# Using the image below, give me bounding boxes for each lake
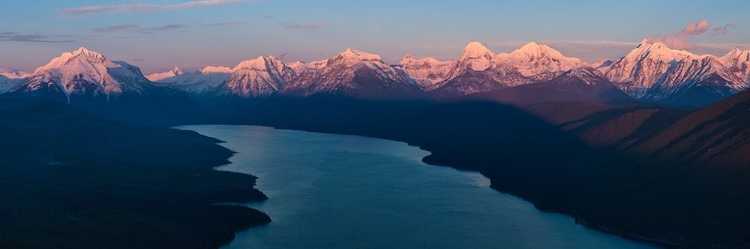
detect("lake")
[182,125,657,249]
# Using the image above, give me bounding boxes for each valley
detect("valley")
[2,40,750,248]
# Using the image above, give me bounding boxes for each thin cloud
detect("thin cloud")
[644,20,735,50]
[711,23,736,35]
[92,24,139,33]
[148,24,187,31]
[59,0,252,16]
[132,58,144,62]
[206,21,247,27]
[282,23,333,30]
[272,52,288,59]
[91,24,187,34]
[0,31,76,43]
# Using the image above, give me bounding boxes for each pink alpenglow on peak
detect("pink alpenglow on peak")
[335,48,382,62]
[201,66,233,74]
[457,42,496,71]
[13,47,150,103]
[499,42,585,78]
[217,55,298,97]
[0,67,30,79]
[398,55,453,90]
[600,41,748,101]
[34,47,110,74]
[146,67,184,82]
[719,48,750,81]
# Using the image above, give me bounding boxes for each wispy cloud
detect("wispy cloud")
[132,58,144,62]
[91,24,187,34]
[282,23,333,30]
[59,0,252,16]
[147,24,187,32]
[272,52,288,59]
[92,24,139,33]
[644,20,736,50]
[0,31,76,43]
[206,21,247,27]
[710,23,736,35]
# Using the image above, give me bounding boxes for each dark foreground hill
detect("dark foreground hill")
[0,97,269,249]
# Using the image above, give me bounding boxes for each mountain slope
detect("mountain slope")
[214,56,297,97]
[600,42,748,108]
[719,48,750,83]
[11,47,152,103]
[150,66,232,93]
[6,48,202,124]
[498,41,585,81]
[430,42,586,97]
[146,67,184,82]
[395,55,453,91]
[430,42,528,97]
[281,48,421,99]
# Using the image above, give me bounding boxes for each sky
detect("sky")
[2,0,750,74]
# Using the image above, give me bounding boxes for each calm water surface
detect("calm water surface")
[182,125,657,249]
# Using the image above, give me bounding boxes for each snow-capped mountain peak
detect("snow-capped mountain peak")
[170,67,184,75]
[336,48,382,62]
[0,67,29,79]
[216,55,297,97]
[14,47,150,103]
[509,42,571,61]
[459,42,494,60]
[719,48,750,82]
[34,47,110,74]
[457,42,496,71]
[397,55,453,90]
[600,40,748,105]
[233,56,271,70]
[499,42,584,79]
[201,66,232,74]
[146,67,184,82]
[720,48,750,65]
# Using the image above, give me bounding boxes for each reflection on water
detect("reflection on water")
[182,125,657,249]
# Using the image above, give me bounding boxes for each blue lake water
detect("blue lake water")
[182,125,657,249]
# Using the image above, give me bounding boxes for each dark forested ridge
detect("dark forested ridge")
[0,97,269,249]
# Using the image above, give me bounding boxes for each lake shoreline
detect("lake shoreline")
[190,124,659,249]
[231,124,671,248]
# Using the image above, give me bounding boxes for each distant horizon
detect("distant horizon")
[2,1,749,74]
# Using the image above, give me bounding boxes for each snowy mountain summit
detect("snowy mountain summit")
[599,41,748,106]
[12,47,151,103]
[280,48,419,99]
[457,42,497,72]
[146,67,184,82]
[215,56,298,97]
[500,42,585,80]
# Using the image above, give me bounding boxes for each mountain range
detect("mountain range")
[149,40,749,107]
[2,42,749,109]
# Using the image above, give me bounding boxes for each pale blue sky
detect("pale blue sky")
[1,0,749,74]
